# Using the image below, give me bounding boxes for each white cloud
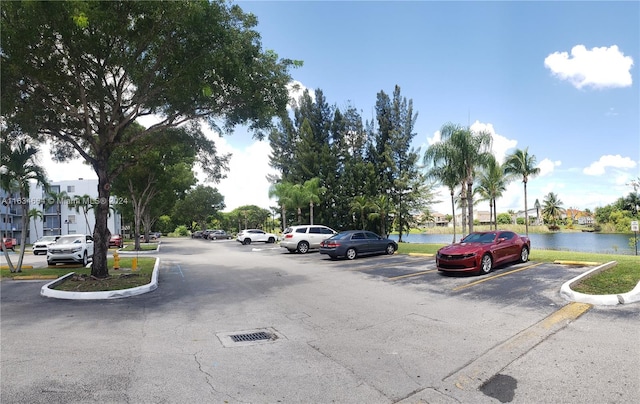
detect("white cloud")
[544,44,634,89]
[470,121,517,163]
[537,158,561,177]
[201,135,278,212]
[426,129,441,146]
[583,154,637,176]
[286,80,314,109]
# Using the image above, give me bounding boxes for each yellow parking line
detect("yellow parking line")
[388,269,437,280]
[452,262,544,291]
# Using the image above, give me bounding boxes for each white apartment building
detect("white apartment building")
[22,178,122,243]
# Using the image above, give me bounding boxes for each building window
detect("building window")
[67,215,76,224]
[67,185,75,193]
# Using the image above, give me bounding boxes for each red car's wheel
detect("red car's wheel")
[479,254,492,275]
[520,246,529,263]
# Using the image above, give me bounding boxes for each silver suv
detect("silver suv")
[281,225,337,254]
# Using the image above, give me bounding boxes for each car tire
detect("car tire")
[346,248,357,260]
[243,238,251,245]
[520,246,529,263]
[479,254,492,275]
[47,260,54,267]
[267,237,275,243]
[385,244,396,255]
[287,249,296,253]
[297,241,310,254]
[82,251,88,266]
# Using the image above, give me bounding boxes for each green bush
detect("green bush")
[173,225,189,236]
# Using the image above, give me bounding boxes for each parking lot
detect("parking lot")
[2,237,638,403]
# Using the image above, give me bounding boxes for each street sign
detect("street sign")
[632,221,639,232]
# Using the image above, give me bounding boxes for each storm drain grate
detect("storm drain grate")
[230,331,272,343]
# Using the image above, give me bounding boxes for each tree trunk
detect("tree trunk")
[523,181,529,236]
[309,202,314,225]
[467,181,474,234]
[15,195,30,272]
[450,190,457,244]
[91,166,112,278]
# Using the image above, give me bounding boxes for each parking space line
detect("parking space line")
[347,257,433,271]
[452,262,544,291]
[446,301,592,391]
[387,269,437,280]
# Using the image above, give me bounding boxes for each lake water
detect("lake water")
[389,232,638,255]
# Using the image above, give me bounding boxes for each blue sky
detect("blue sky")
[43,1,639,216]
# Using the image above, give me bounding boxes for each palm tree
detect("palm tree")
[0,139,49,272]
[476,156,507,230]
[28,208,44,240]
[424,123,492,236]
[367,195,393,237]
[542,192,565,230]
[301,178,325,225]
[504,147,541,236]
[268,181,294,230]
[289,184,308,225]
[44,189,69,235]
[425,161,461,242]
[69,194,95,234]
[350,195,369,229]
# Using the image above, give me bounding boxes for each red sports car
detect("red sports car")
[436,231,530,275]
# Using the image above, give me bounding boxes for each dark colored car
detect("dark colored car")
[208,230,232,240]
[319,230,397,260]
[108,234,124,248]
[436,231,530,275]
[191,231,203,239]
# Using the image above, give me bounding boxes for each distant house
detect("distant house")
[454,210,491,226]
[563,208,594,226]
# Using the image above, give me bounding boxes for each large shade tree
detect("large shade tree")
[1,1,298,277]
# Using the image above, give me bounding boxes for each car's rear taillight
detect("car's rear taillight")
[285,234,293,239]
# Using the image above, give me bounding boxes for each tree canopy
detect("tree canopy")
[1,0,298,277]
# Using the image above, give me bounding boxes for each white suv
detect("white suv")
[280,225,337,254]
[47,234,94,266]
[236,229,278,245]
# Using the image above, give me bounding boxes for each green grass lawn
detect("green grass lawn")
[397,243,640,294]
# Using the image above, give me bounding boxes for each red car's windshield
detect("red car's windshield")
[461,233,497,243]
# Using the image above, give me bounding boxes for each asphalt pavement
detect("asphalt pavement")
[1,238,638,403]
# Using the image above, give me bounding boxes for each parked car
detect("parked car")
[208,230,232,240]
[236,229,277,245]
[2,237,16,252]
[319,230,397,260]
[281,225,337,254]
[435,231,530,275]
[108,234,124,248]
[32,235,59,255]
[139,232,160,241]
[47,234,95,266]
[191,230,203,239]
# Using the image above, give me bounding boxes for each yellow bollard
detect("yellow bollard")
[132,257,138,271]
[113,251,120,270]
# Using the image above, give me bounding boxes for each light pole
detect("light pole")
[64,219,70,235]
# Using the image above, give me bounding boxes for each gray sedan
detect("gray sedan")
[319,230,397,260]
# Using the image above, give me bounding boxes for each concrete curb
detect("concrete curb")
[40,257,160,300]
[115,243,161,255]
[560,261,640,305]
